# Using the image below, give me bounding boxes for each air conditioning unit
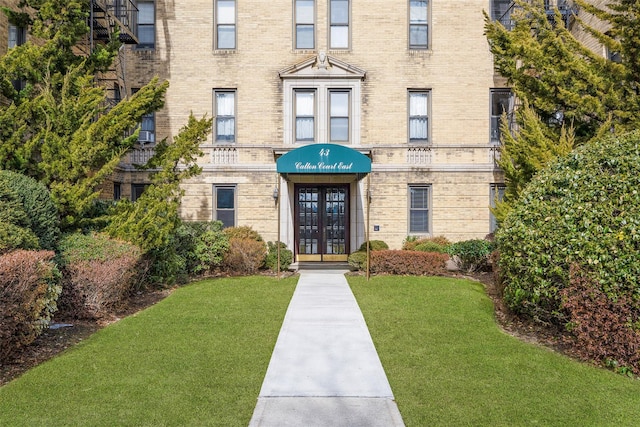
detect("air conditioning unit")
[138,130,155,144]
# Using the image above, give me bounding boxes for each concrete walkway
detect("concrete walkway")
[248,270,405,427]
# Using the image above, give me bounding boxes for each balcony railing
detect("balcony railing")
[91,0,138,44]
[496,1,578,30]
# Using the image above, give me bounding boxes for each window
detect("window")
[114,182,122,200]
[409,0,428,49]
[329,90,350,142]
[8,24,26,49]
[214,90,236,142]
[490,184,506,232]
[295,0,314,49]
[295,90,315,142]
[215,0,236,49]
[131,184,149,202]
[491,0,514,29]
[214,185,236,228]
[409,91,429,143]
[329,0,349,49]
[132,88,156,143]
[409,185,430,234]
[490,89,513,144]
[137,1,155,48]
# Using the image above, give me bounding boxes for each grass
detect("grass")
[349,275,640,427]
[0,276,297,427]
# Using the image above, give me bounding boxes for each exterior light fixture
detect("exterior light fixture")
[273,186,279,202]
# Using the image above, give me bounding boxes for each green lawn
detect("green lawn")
[0,276,297,427]
[3,275,640,426]
[349,275,640,427]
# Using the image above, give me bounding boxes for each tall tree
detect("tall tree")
[0,1,169,228]
[485,0,640,220]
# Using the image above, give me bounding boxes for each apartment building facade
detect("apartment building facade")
[6,1,603,262]
[109,0,513,262]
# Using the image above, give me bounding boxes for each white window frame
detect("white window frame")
[215,0,237,50]
[409,0,429,49]
[408,185,431,235]
[408,90,430,144]
[295,0,315,50]
[213,185,236,228]
[329,0,350,50]
[214,89,237,143]
[294,89,316,142]
[136,1,155,49]
[132,88,156,144]
[284,79,361,145]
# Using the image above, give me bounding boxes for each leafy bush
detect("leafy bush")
[496,130,640,325]
[403,235,451,251]
[348,251,367,271]
[0,250,61,362]
[414,241,448,253]
[370,250,449,276]
[57,233,142,319]
[264,241,293,272]
[358,240,389,252]
[561,265,640,376]
[0,170,60,250]
[223,238,267,275]
[0,178,39,254]
[223,226,263,242]
[175,221,229,275]
[447,239,494,272]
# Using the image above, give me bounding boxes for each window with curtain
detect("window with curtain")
[409,185,430,234]
[137,1,155,48]
[296,0,314,49]
[215,90,236,142]
[409,91,429,143]
[329,90,350,142]
[214,185,236,228]
[330,0,349,49]
[409,0,428,49]
[295,90,315,141]
[216,0,236,49]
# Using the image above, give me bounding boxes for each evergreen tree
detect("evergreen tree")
[0,1,168,228]
[485,0,640,221]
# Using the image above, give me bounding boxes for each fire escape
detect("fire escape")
[89,0,139,107]
[496,0,578,31]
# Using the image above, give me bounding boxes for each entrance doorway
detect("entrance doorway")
[295,185,349,262]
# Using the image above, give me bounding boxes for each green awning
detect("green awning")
[276,143,371,174]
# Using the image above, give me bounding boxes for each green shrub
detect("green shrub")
[358,240,389,251]
[0,178,39,253]
[57,233,142,319]
[370,250,449,276]
[223,238,267,275]
[414,241,448,253]
[265,241,293,272]
[0,250,61,362]
[402,235,451,251]
[0,170,60,250]
[348,251,367,271]
[447,239,494,272]
[175,221,229,275]
[223,226,263,242]
[496,130,640,325]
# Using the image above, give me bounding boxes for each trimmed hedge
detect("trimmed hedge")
[0,170,59,250]
[57,233,142,319]
[370,250,449,276]
[403,235,451,251]
[358,240,389,251]
[223,238,267,275]
[175,221,229,275]
[0,250,61,362]
[496,130,640,325]
[447,239,494,272]
[0,178,39,253]
[265,241,293,272]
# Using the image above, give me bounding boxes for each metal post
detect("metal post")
[366,174,371,281]
[277,176,281,280]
